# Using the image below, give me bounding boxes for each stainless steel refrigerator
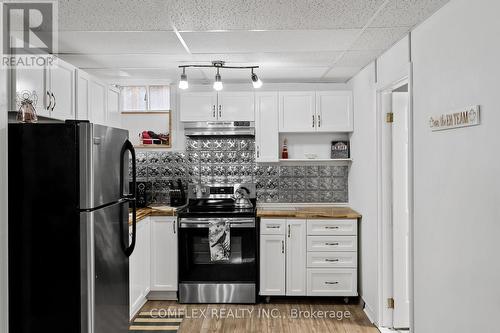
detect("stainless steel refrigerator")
[8,120,137,333]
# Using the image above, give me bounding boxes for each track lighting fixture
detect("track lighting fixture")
[178,61,262,91]
[179,67,188,90]
[213,68,223,91]
[251,69,263,88]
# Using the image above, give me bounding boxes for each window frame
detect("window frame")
[120,84,171,112]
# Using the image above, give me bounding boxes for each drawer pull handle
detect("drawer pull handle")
[325,259,339,262]
[325,226,340,229]
[325,242,339,246]
[267,226,280,229]
[325,281,339,285]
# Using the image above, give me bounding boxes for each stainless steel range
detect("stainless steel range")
[177,183,257,304]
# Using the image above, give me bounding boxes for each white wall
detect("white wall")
[348,62,378,322]
[376,36,410,88]
[411,0,500,332]
[0,67,9,333]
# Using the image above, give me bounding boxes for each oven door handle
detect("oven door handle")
[179,221,255,228]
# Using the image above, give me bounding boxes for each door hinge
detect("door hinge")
[387,298,395,309]
[386,112,394,123]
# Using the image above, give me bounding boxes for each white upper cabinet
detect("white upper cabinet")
[255,92,279,162]
[106,87,121,128]
[180,92,217,122]
[279,90,353,133]
[279,91,316,132]
[12,67,48,115]
[47,59,75,121]
[315,91,353,132]
[76,70,90,121]
[180,91,254,122]
[90,80,107,125]
[217,91,254,121]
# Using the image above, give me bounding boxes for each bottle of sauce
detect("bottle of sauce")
[281,138,289,159]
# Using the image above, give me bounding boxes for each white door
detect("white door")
[48,59,75,120]
[107,87,121,128]
[392,91,410,329]
[255,92,279,162]
[150,217,178,291]
[13,67,49,116]
[279,91,316,132]
[315,91,353,132]
[286,219,307,295]
[217,91,255,121]
[259,234,285,295]
[90,80,107,125]
[76,70,90,120]
[180,92,217,122]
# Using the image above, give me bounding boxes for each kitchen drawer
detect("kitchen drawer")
[260,219,286,235]
[307,219,357,236]
[307,236,357,252]
[306,269,357,296]
[307,252,357,268]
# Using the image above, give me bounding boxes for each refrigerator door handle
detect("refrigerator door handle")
[120,139,136,257]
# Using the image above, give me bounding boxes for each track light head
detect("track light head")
[213,68,223,91]
[179,68,188,90]
[251,70,263,88]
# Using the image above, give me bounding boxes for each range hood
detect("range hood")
[184,121,255,136]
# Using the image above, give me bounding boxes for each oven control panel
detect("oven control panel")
[188,183,256,199]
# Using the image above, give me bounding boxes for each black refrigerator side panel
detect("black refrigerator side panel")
[8,123,82,333]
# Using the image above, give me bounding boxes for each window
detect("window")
[121,85,170,112]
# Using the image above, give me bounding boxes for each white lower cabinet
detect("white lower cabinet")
[129,217,151,319]
[260,234,286,295]
[306,269,357,296]
[129,216,178,319]
[260,218,358,297]
[286,219,307,296]
[150,217,178,291]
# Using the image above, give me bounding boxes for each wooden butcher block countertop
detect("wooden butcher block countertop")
[129,205,182,225]
[257,206,361,219]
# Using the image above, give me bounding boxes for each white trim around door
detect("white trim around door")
[375,63,415,332]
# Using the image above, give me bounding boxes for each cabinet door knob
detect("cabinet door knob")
[212,105,216,118]
[312,115,315,128]
[318,114,321,127]
[218,105,222,118]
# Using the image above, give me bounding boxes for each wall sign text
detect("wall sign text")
[429,105,480,131]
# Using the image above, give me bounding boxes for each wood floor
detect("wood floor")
[138,298,379,333]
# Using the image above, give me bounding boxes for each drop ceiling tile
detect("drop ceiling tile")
[297,0,386,29]
[58,32,186,54]
[371,0,450,28]
[58,0,170,31]
[181,30,360,53]
[350,27,410,51]
[335,50,382,67]
[187,51,343,67]
[170,0,386,31]
[323,66,363,81]
[59,54,181,69]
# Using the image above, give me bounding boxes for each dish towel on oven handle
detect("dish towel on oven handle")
[209,219,230,261]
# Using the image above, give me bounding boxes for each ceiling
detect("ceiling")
[56,0,450,83]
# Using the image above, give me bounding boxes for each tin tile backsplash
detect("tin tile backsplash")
[134,136,348,204]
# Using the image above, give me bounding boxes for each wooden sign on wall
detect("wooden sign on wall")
[429,105,480,131]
